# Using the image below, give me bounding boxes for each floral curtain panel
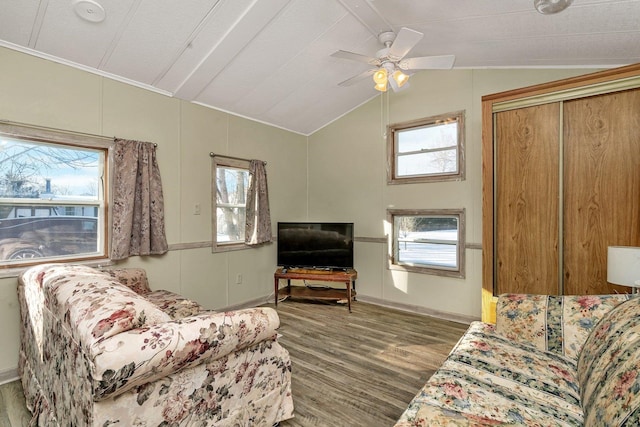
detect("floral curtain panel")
[245,159,272,245]
[111,138,168,260]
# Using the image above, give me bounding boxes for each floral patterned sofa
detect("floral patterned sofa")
[395,293,640,426]
[18,263,294,426]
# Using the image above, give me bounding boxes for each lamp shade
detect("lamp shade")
[373,68,387,85]
[374,81,387,92]
[392,70,410,88]
[373,68,388,92]
[607,246,640,287]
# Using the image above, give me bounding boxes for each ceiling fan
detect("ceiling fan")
[331,27,455,92]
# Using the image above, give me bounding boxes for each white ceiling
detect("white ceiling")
[1,0,639,135]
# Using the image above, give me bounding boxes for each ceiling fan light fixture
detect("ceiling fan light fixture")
[534,0,573,14]
[373,68,387,85]
[374,81,387,92]
[392,70,410,88]
[332,27,454,93]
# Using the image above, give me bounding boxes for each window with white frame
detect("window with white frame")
[212,156,250,251]
[387,209,465,277]
[0,123,109,267]
[387,111,465,184]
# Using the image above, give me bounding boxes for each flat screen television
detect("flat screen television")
[277,222,354,270]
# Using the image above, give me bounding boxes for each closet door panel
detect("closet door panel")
[495,103,560,295]
[563,89,640,295]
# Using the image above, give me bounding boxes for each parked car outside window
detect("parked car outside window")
[0,122,110,267]
[0,213,98,260]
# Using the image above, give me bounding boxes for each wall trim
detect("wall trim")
[263,291,477,325]
[355,236,386,243]
[167,238,481,251]
[0,368,19,385]
[219,295,274,312]
[356,295,478,325]
[167,241,212,251]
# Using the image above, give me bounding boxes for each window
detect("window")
[212,156,250,251]
[387,111,465,184]
[387,209,465,277]
[0,123,109,267]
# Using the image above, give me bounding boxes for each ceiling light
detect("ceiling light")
[373,68,387,85]
[73,0,106,23]
[392,70,410,88]
[373,68,388,92]
[374,81,388,92]
[534,0,573,14]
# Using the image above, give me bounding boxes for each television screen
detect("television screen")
[277,222,354,270]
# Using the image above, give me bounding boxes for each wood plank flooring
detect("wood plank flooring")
[0,300,468,427]
[0,381,30,427]
[272,300,468,427]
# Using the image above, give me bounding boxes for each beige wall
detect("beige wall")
[0,47,307,374]
[307,68,595,321]
[0,44,599,375]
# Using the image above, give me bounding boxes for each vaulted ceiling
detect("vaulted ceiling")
[1,0,639,135]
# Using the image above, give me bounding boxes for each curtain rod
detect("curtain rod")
[210,152,266,165]
[113,140,158,148]
[0,120,158,147]
[0,119,113,141]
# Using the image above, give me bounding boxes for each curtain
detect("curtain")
[245,159,272,245]
[111,138,168,260]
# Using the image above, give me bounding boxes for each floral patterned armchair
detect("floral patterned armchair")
[395,293,640,426]
[18,263,294,426]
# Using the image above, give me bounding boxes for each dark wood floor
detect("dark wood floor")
[0,300,468,427]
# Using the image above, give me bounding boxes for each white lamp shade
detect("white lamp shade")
[607,246,640,287]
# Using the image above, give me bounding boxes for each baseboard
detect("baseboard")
[219,295,275,312]
[0,368,19,385]
[353,295,479,325]
[264,290,478,325]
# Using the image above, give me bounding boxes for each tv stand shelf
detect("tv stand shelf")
[274,268,357,312]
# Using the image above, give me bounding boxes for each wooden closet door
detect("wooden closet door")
[563,88,640,295]
[495,103,561,295]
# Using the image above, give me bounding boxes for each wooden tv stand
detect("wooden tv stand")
[274,267,357,312]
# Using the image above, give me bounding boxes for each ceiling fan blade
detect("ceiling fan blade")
[388,27,423,60]
[331,50,381,66]
[400,54,456,70]
[337,69,376,87]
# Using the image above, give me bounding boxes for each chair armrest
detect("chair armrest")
[91,307,280,400]
[496,293,629,360]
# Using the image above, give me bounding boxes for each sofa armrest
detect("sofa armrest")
[91,307,281,400]
[495,293,629,360]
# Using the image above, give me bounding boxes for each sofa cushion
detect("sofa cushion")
[102,268,151,295]
[578,296,640,426]
[39,264,171,350]
[496,293,629,360]
[396,321,583,426]
[145,289,205,319]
